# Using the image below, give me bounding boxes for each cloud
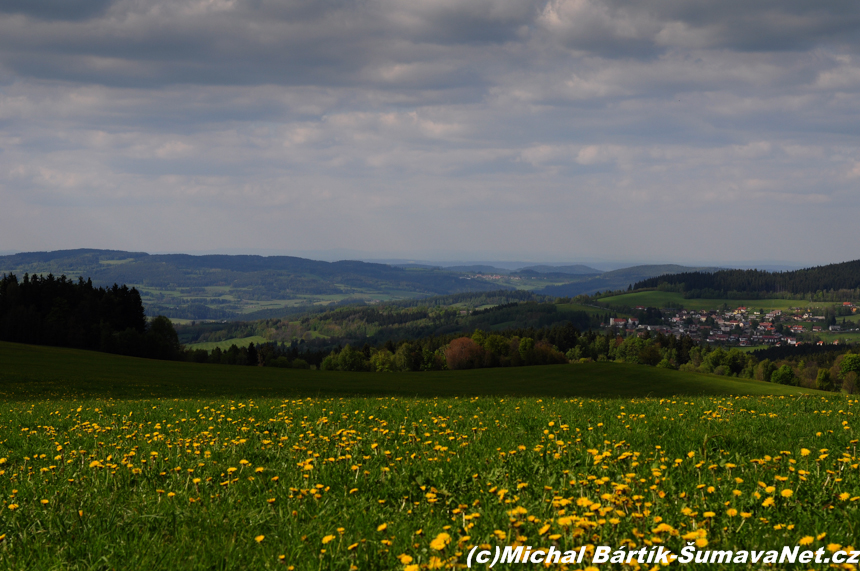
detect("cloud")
[1,1,860,263]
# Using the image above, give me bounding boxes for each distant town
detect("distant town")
[606,302,858,348]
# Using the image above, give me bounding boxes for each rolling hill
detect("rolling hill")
[0,341,819,399]
[537,264,723,297]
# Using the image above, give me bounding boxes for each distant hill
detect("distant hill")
[443,265,512,274]
[537,265,723,297]
[634,259,860,296]
[0,250,505,320]
[518,264,602,275]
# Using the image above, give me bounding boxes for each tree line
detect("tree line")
[634,260,860,297]
[0,273,182,361]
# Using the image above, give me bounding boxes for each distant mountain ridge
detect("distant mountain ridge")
[537,265,723,297]
[0,249,505,319]
[634,260,860,295]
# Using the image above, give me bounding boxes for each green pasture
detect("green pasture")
[0,342,853,571]
[186,336,270,351]
[0,342,819,401]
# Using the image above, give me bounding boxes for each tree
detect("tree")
[146,316,181,360]
[246,342,258,366]
[816,369,833,391]
[771,364,796,386]
[840,354,860,376]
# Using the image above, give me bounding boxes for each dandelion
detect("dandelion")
[322,535,335,544]
[801,448,811,456]
[255,535,264,543]
[798,536,814,546]
[430,532,451,551]
[398,554,413,564]
[780,489,793,498]
[762,497,775,507]
[377,523,387,532]
[727,508,738,517]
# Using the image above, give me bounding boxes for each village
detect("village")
[605,302,859,348]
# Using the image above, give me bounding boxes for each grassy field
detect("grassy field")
[186,336,271,351]
[600,291,838,312]
[0,342,855,570]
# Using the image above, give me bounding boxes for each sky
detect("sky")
[1,0,859,265]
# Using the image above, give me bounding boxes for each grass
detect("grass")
[0,342,818,401]
[600,291,840,312]
[0,342,853,571]
[186,336,271,351]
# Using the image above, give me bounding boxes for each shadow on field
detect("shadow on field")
[0,341,818,401]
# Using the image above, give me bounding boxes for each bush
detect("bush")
[816,369,833,391]
[771,365,797,386]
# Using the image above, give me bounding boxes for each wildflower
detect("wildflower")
[322,535,335,544]
[377,523,387,532]
[255,535,264,543]
[398,554,413,564]
[762,497,775,507]
[780,489,793,498]
[800,448,811,456]
[430,532,451,551]
[798,536,814,546]
[726,508,738,517]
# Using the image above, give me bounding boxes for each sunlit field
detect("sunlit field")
[1,390,857,570]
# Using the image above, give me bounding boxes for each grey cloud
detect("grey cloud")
[0,0,113,21]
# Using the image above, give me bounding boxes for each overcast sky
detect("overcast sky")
[1,0,859,265]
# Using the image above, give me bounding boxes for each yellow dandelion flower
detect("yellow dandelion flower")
[798,536,814,546]
[727,508,738,517]
[429,532,451,551]
[322,535,335,544]
[405,566,419,571]
[741,512,752,518]
[780,489,793,498]
[347,543,358,550]
[377,523,388,532]
[828,543,842,552]
[703,511,715,518]
[695,538,708,548]
[255,535,264,543]
[762,497,775,507]
[40,499,49,505]
[398,554,413,564]
[800,448,811,456]
[538,524,550,535]
[840,492,851,501]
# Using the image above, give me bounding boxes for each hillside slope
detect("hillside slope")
[537,264,722,297]
[0,249,503,320]
[0,341,820,399]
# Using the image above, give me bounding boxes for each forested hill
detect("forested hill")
[537,264,722,297]
[0,249,503,297]
[634,260,860,296]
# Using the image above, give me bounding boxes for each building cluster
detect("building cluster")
[605,302,858,348]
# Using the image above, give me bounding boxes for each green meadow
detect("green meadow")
[0,342,855,571]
